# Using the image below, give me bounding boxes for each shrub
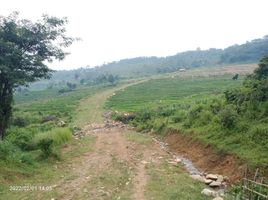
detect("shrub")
[210,99,224,114]
[249,124,268,145]
[155,106,175,117]
[187,104,204,126]
[0,141,18,161]
[11,132,34,151]
[58,88,72,94]
[135,109,153,122]
[153,120,167,133]
[20,153,35,165]
[219,105,238,129]
[12,117,28,127]
[111,112,136,124]
[196,110,213,126]
[38,138,53,158]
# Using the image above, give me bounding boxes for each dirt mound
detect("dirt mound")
[164,133,247,183]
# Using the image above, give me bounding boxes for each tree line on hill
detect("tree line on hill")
[31,35,268,90]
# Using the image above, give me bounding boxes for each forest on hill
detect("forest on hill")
[29,35,268,90]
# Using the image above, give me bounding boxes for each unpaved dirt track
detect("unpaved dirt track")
[56,122,169,200]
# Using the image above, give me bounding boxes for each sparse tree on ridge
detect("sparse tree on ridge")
[0,12,74,140]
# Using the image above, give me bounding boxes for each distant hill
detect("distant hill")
[30,35,268,90]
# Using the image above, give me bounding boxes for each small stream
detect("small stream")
[155,138,226,198]
[175,155,202,175]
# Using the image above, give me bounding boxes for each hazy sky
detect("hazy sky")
[1,0,268,70]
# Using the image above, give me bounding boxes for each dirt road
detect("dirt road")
[55,121,169,200]
[53,83,208,200]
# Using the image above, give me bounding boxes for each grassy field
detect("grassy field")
[106,75,243,112]
[0,85,102,194]
[0,79,148,199]
[106,73,268,171]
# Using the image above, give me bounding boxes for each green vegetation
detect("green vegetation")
[0,85,98,192]
[145,162,209,200]
[124,131,153,145]
[0,12,74,140]
[107,56,268,171]
[77,157,133,200]
[106,75,243,112]
[0,135,96,200]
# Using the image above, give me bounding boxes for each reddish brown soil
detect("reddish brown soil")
[164,133,247,183]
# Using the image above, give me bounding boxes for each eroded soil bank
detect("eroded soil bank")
[163,132,247,183]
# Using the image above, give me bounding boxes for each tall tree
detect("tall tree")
[0,12,74,140]
[253,55,268,80]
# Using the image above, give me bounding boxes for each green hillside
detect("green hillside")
[30,35,268,90]
[107,58,268,172]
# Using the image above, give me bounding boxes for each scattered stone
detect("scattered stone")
[201,188,217,197]
[216,175,224,183]
[204,179,213,184]
[190,175,206,182]
[58,120,66,127]
[217,189,225,197]
[209,181,222,187]
[141,160,150,164]
[83,188,88,193]
[175,157,182,163]
[206,174,218,180]
[213,197,223,200]
[103,191,110,196]
[223,176,229,182]
[125,181,130,186]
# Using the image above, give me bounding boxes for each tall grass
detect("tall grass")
[31,128,72,147]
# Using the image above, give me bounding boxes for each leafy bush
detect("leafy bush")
[38,138,54,158]
[172,111,186,123]
[249,124,268,145]
[58,88,72,94]
[11,132,34,151]
[155,106,175,117]
[196,110,213,126]
[187,104,205,126]
[20,153,35,165]
[0,141,18,161]
[152,118,167,133]
[219,105,238,129]
[12,117,28,127]
[209,99,224,114]
[111,112,136,124]
[135,109,153,122]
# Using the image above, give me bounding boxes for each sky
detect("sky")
[1,0,268,70]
